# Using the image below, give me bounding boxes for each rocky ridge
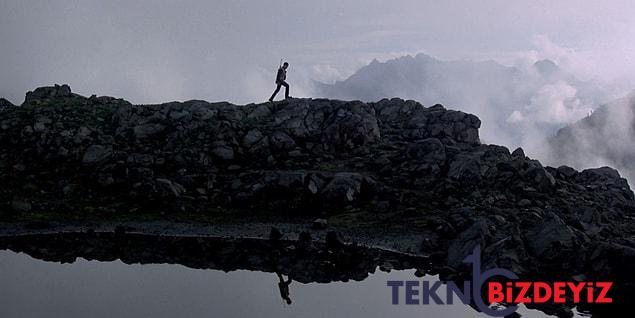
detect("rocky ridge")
[1,85,635,309]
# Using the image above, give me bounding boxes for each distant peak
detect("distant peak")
[533,59,560,75]
[414,52,434,60]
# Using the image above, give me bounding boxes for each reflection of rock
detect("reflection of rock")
[0,231,629,317]
[155,178,186,198]
[447,219,489,268]
[11,198,32,212]
[0,233,427,285]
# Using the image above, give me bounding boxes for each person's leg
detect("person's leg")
[282,81,289,99]
[269,83,282,101]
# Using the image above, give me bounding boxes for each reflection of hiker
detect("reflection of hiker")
[269,62,290,101]
[276,272,293,305]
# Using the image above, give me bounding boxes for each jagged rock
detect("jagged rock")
[242,129,264,148]
[156,178,185,197]
[307,174,325,194]
[277,171,306,189]
[312,218,328,230]
[379,261,394,272]
[248,136,270,157]
[517,199,531,207]
[11,198,32,212]
[322,101,380,148]
[576,166,628,187]
[556,165,577,178]
[511,147,525,159]
[406,138,446,164]
[296,231,313,251]
[169,109,191,121]
[525,161,556,191]
[322,173,363,203]
[247,104,272,119]
[269,227,283,241]
[270,131,296,152]
[82,145,112,165]
[97,173,115,187]
[133,123,165,139]
[211,145,234,160]
[447,219,490,267]
[127,153,154,166]
[24,84,72,105]
[325,231,344,250]
[0,98,16,112]
[524,212,577,261]
[448,153,482,184]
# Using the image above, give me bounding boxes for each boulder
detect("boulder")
[242,129,264,149]
[322,173,364,203]
[447,219,490,267]
[11,198,32,212]
[322,102,380,148]
[211,145,235,160]
[312,218,328,230]
[576,166,628,188]
[277,171,306,189]
[24,84,73,105]
[511,147,525,159]
[82,145,113,165]
[406,138,446,164]
[524,212,577,260]
[155,178,186,197]
[133,123,166,139]
[525,161,556,191]
[448,153,482,184]
[270,131,296,152]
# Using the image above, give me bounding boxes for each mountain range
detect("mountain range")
[314,53,610,150]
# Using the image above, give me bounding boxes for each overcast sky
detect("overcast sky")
[1,0,634,105]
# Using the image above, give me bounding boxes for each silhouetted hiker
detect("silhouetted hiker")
[276,272,293,305]
[269,62,290,101]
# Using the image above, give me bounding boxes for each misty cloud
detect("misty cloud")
[547,92,635,184]
[510,81,592,125]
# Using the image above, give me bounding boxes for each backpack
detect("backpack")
[275,67,285,83]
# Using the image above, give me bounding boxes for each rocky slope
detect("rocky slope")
[1,85,635,309]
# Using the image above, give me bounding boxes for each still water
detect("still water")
[0,250,567,318]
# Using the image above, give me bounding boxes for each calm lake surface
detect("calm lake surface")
[0,250,579,318]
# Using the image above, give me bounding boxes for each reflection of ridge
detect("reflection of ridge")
[0,232,427,284]
[0,232,626,318]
